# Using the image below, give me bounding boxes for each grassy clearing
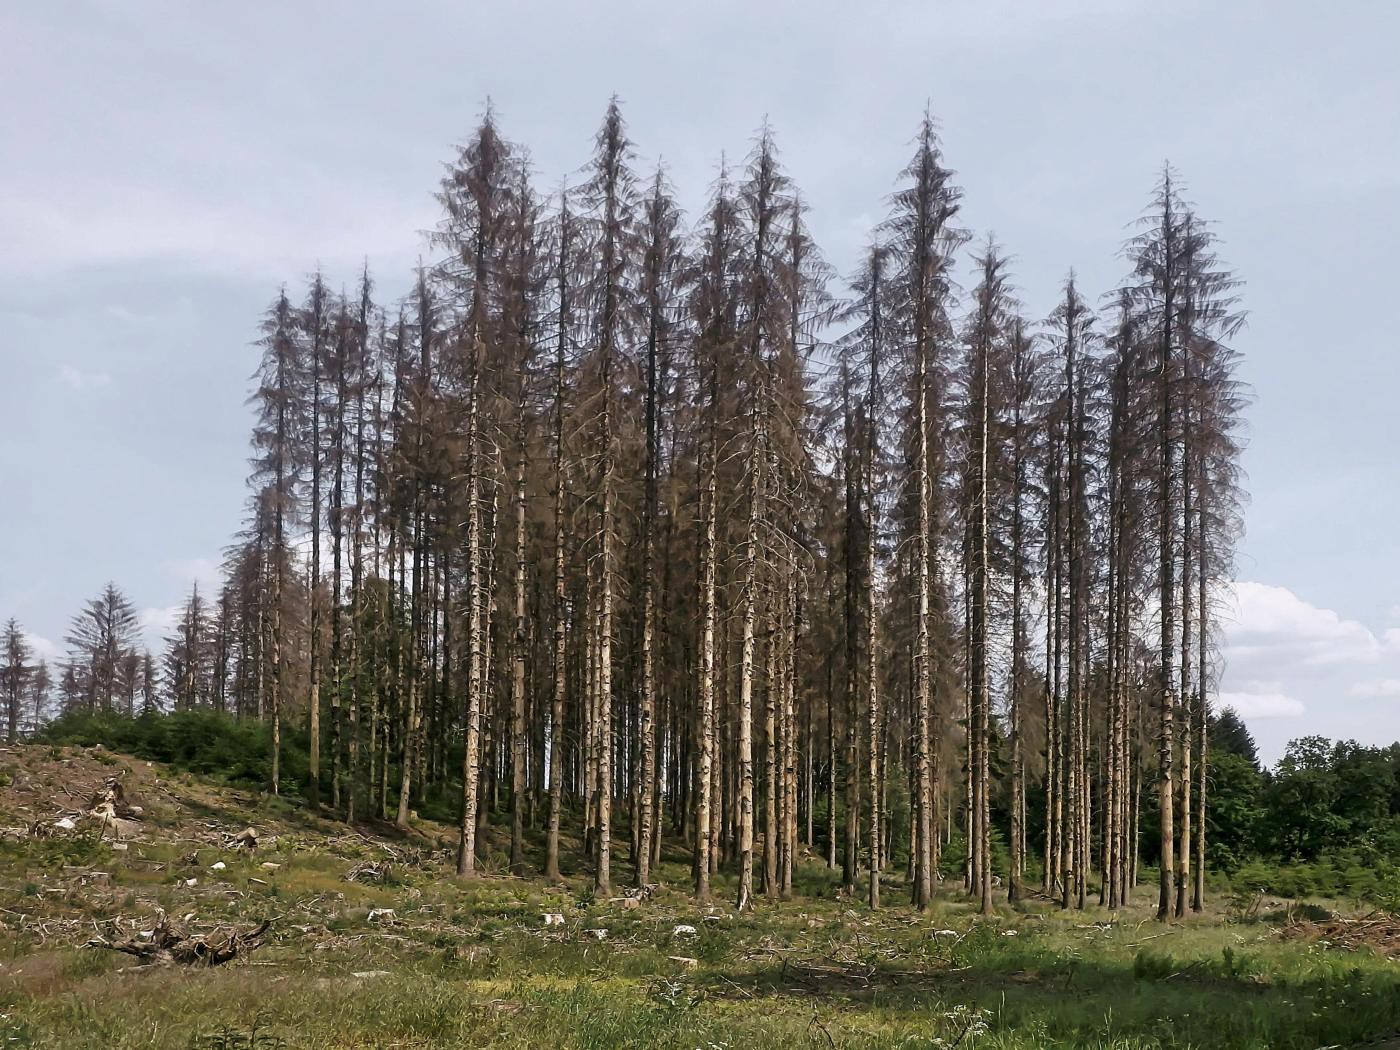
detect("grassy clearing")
[1,746,1398,1048]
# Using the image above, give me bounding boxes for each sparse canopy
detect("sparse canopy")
[8,107,1257,925]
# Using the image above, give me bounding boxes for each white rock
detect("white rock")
[543,912,565,926]
[54,817,77,831]
[184,878,198,887]
[672,924,698,936]
[112,842,129,851]
[933,929,959,938]
[209,861,227,871]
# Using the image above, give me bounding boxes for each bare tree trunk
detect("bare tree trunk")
[826,650,837,869]
[865,479,881,911]
[306,281,327,810]
[913,343,934,910]
[762,584,778,903]
[737,402,761,911]
[545,200,573,882]
[842,395,861,895]
[270,543,283,796]
[509,416,529,875]
[595,387,615,895]
[1155,183,1179,922]
[782,577,798,899]
[1193,457,1209,912]
[972,317,992,916]
[1176,399,1194,919]
[1008,322,1028,905]
[694,418,718,903]
[457,337,486,875]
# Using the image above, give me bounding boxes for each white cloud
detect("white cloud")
[1,177,430,282]
[22,631,60,664]
[1223,581,1387,668]
[1349,679,1400,699]
[1221,581,1400,763]
[165,557,222,592]
[57,364,112,390]
[137,605,179,648]
[1219,691,1305,719]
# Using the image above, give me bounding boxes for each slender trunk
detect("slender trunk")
[330,323,346,814]
[509,414,529,875]
[695,410,718,903]
[1193,458,1209,912]
[762,585,778,902]
[308,294,324,810]
[865,473,881,911]
[912,304,934,911]
[973,316,992,915]
[737,399,761,910]
[545,204,572,881]
[1157,208,1178,921]
[842,391,860,895]
[457,334,485,874]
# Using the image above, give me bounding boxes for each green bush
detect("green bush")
[1225,851,1400,908]
[38,709,308,794]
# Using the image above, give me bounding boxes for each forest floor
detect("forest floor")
[1,744,1398,1049]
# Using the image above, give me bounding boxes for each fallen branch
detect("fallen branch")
[344,860,392,883]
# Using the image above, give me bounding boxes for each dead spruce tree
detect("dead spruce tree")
[436,109,515,872]
[881,115,967,910]
[575,99,641,895]
[83,106,1255,924]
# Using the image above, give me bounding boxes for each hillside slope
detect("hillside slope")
[1,743,1398,1049]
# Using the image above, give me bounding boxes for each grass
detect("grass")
[2,748,1399,1048]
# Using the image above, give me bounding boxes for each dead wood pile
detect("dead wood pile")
[1282,912,1400,958]
[86,913,271,967]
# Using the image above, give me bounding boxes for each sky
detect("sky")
[1,0,1396,765]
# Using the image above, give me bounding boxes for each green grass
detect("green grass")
[2,751,1399,1047]
[5,852,1400,1048]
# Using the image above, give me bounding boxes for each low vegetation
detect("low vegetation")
[2,744,1398,1049]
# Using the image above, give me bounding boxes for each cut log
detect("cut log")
[87,776,143,840]
[229,827,260,851]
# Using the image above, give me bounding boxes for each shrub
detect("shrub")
[38,709,309,794]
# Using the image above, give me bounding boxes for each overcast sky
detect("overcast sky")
[2,1,1396,765]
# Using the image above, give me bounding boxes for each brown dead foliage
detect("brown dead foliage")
[1282,913,1400,959]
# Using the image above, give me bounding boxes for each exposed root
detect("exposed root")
[86,913,271,967]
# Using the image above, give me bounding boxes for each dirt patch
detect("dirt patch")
[0,744,179,833]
